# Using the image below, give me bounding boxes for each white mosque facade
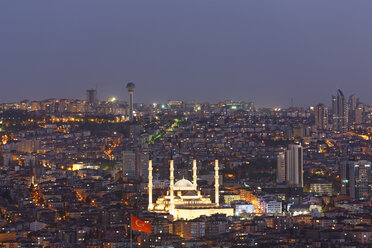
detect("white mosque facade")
[148,159,234,220]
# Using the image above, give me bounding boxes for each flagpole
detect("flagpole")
[130,214,133,248]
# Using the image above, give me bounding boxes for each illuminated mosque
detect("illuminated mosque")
[147,158,234,220]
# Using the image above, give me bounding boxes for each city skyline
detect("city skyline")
[0,86,368,109]
[2,1,372,106]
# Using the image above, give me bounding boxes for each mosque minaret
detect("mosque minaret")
[192,159,197,190]
[147,157,154,211]
[214,159,220,207]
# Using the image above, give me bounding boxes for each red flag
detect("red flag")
[131,214,151,233]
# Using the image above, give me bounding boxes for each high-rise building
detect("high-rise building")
[276,144,303,187]
[276,152,286,184]
[348,94,360,124]
[349,94,359,112]
[86,89,97,105]
[332,89,348,132]
[122,149,149,180]
[136,149,149,181]
[314,103,328,130]
[355,104,363,125]
[122,150,136,178]
[332,95,337,115]
[341,160,372,200]
[126,82,135,122]
[286,144,303,187]
[86,89,97,113]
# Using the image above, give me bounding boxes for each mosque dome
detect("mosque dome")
[174,178,194,188]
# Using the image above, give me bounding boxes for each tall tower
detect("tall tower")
[126,82,135,122]
[86,89,97,105]
[349,94,360,124]
[276,152,286,184]
[355,104,363,124]
[122,150,136,178]
[349,94,359,111]
[214,159,220,206]
[332,89,348,132]
[276,145,303,187]
[86,89,97,113]
[136,149,149,181]
[148,158,154,210]
[315,103,328,130]
[286,144,303,187]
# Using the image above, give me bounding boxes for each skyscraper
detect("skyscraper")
[276,152,286,184]
[122,150,136,178]
[314,103,328,130]
[349,94,359,112]
[286,144,303,187]
[122,149,149,180]
[136,149,149,181]
[332,95,337,115]
[86,89,97,105]
[276,144,303,187]
[348,94,360,124]
[341,160,372,200]
[126,82,135,122]
[355,104,363,124]
[86,89,97,113]
[332,89,348,132]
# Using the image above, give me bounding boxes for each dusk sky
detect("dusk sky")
[1,1,372,107]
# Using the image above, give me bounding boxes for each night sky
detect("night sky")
[1,1,372,107]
